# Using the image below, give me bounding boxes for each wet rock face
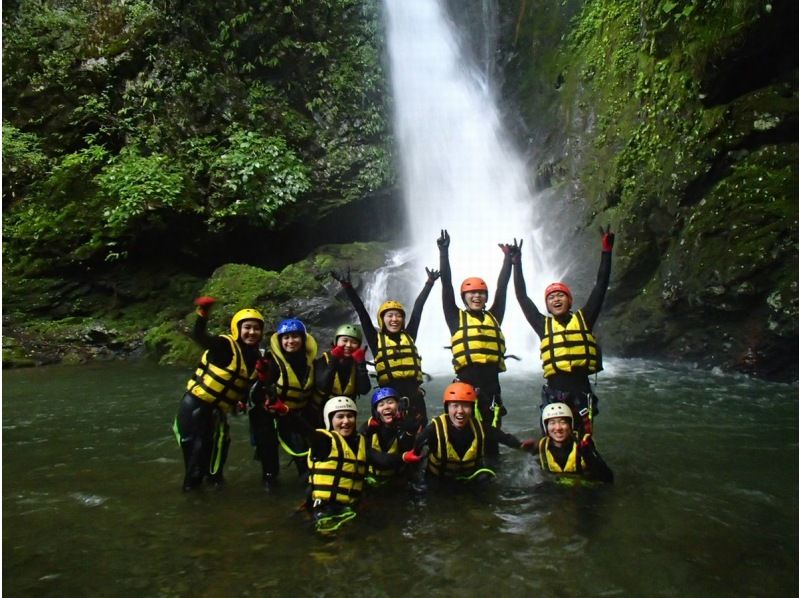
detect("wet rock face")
[494,0,798,381]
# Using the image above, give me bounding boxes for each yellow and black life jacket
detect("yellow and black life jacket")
[374,331,423,385]
[538,433,589,474]
[450,310,506,372]
[367,432,400,480]
[313,351,358,407]
[427,414,484,478]
[186,335,255,412]
[308,430,367,506]
[540,310,601,378]
[270,332,318,411]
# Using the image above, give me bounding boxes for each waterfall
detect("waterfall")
[377,0,562,376]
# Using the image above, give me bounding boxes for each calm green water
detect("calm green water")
[3,359,797,596]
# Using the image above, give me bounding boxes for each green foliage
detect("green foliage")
[2,123,49,203]
[207,129,310,227]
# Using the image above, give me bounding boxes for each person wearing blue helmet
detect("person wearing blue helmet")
[248,317,319,490]
[358,387,419,487]
[175,296,264,491]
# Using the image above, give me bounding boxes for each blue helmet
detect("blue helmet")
[371,387,400,418]
[277,318,306,337]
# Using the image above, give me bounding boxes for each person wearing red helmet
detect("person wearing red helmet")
[330,266,440,429]
[511,226,615,435]
[401,382,535,491]
[175,297,264,491]
[437,229,518,457]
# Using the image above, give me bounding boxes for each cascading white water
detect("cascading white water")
[379,0,562,376]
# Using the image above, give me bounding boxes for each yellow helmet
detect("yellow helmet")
[230,308,265,340]
[376,300,406,329]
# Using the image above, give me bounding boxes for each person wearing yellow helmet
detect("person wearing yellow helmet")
[401,382,535,492]
[536,402,613,484]
[311,324,371,427]
[512,226,614,436]
[248,317,319,491]
[330,265,440,430]
[437,230,518,457]
[175,297,264,492]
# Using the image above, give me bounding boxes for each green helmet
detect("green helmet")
[334,324,362,344]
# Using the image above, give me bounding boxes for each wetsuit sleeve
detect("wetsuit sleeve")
[581,250,612,329]
[313,354,335,396]
[486,425,523,449]
[412,422,437,455]
[308,430,333,461]
[406,279,435,338]
[581,437,614,483]
[489,253,512,323]
[513,261,546,337]
[192,315,234,364]
[367,447,403,470]
[343,286,379,355]
[355,362,371,395]
[439,247,460,334]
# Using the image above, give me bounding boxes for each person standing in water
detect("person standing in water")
[437,229,518,456]
[512,226,614,435]
[176,297,264,491]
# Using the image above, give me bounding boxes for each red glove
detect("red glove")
[402,450,422,464]
[266,399,289,416]
[235,400,247,414]
[367,417,381,429]
[600,225,615,253]
[255,358,270,382]
[193,295,216,317]
[351,347,367,363]
[580,435,592,450]
[519,439,536,451]
[330,345,346,360]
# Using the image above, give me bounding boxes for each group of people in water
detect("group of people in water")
[175,228,616,533]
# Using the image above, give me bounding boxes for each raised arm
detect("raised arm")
[331,269,379,354]
[489,242,514,323]
[406,267,440,338]
[581,226,614,329]
[437,230,460,334]
[511,245,546,337]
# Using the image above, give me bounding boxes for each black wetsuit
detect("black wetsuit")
[342,280,435,425]
[311,351,371,426]
[176,315,260,489]
[513,250,612,432]
[440,245,512,455]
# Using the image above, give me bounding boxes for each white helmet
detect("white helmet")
[323,396,358,431]
[541,402,573,427]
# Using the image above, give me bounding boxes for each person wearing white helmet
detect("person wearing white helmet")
[305,396,366,533]
[537,402,613,484]
[175,296,264,492]
[512,226,615,436]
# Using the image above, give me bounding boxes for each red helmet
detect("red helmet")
[442,381,478,404]
[545,282,572,305]
[460,277,488,294]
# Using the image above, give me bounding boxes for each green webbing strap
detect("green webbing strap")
[172,417,182,447]
[315,508,356,534]
[456,467,496,482]
[275,419,309,457]
[209,417,225,475]
[491,404,501,428]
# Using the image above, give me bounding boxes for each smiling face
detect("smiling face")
[546,416,572,446]
[462,290,488,311]
[375,397,399,425]
[280,332,304,353]
[382,309,405,333]
[330,410,357,437]
[446,401,473,429]
[238,320,263,346]
[545,291,571,317]
[335,335,359,357]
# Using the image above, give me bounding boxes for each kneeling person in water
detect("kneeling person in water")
[537,402,613,484]
[402,382,535,490]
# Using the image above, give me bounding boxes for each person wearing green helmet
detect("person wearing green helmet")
[330,265,440,430]
[175,296,264,492]
[536,402,613,484]
[312,324,371,427]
